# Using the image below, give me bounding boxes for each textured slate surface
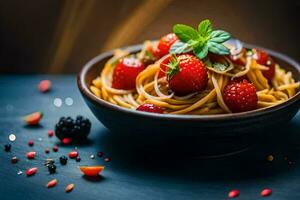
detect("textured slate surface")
[1,75,300,200]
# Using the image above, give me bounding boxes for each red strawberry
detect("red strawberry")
[136,104,163,114]
[153,33,178,58]
[166,54,208,96]
[254,49,275,80]
[112,57,145,90]
[223,79,258,112]
[158,54,172,78]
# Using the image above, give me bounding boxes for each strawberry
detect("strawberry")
[153,33,178,58]
[223,79,258,112]
[254,49,275,80]
[166,54,208,96]
[112,57,145,90]
[23,112,43,125]
[136,104,163,114]
[158,54,172,78]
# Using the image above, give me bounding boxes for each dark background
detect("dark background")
[0,0,299,74]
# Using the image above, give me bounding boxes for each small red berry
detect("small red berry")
[228,189,240,198]
[26,167,37,176]
[26,151,36,159]
[153,33,178,58]
[104,157,111,162]
[48,130,54,137]
[223,79,258,112]
[45,148,50,154]
[261,188,272,197]
[38,80,51,93]
[112,57,145,90]
[11,156,18,164]
[23,112,43,125]
[28,140,34,147]
[167,54,208,95]
[69,151,78,159]
[255,49,275,80]
[52,146,59,152]
[47,179,57,188]
[137,104,163,114]
[62,138,71,145]
[97,151,104,157]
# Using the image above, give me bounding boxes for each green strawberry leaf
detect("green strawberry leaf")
[198,19,212,38]
[173,24,199,42]
[207,41,230,55]
[209,30,231,43]
[193,44,209,59]
[169,40,193,54]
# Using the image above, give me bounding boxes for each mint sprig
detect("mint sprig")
[169,19,231,59]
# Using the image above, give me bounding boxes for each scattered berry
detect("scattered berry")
[261,188,272,197]
[4,144,11,152]
[11,156,18,164]
[28,140,34,147]
[69,151,78,159]
[79,166,104,176]
[48,164,57,174]
[23,112,43,125]
[166,54,208,95]
[65,183,75,193]
[153,33,178,58]
[26,151,36,159]
[223,79,258,112]
[45,148,50,154]
[104,157,111,162]
[137,104,163,114]
[38,80,51,93]
[59,156,68,165]
[48,130,54,137]
[112,57,145,90]
[228,189,240,198]
[26,167,37,176]
[62,138,71,145]
[47,179,57,188]
[97,151,104,157]
[55,116,91,142]
[53,146,59,152]
[76,157,81,162]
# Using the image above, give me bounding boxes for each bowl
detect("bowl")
[78,43,300,152]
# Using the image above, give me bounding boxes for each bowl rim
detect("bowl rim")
[77,43,300,122]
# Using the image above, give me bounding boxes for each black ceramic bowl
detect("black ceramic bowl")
[78,43,300,152]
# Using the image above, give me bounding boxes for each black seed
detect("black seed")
[4,144,11,152]
[48,164,56,174]
[59,156,68,165]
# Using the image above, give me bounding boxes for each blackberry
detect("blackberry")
[59,156,68,165]
[48,164,57,174]
[55,115,91,142]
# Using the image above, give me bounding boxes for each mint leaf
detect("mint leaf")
[209,30,231,43]
[169,40,193,54]
[173,24,199,42]
[198,19,212,38]
[207,41,229,55]
[193,44,208,59]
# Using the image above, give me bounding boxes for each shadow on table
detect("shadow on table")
[94,120,299,183]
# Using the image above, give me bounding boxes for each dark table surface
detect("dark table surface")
[1,75,300,200]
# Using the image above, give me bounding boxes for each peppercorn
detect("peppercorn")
[59,156,68,165]
[48,164,57,174]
